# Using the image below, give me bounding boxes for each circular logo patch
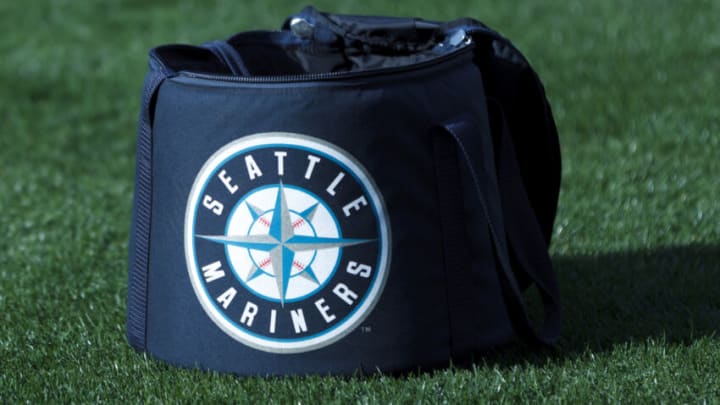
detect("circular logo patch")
[185,133,391,353]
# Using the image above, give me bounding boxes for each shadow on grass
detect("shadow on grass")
[472,243,720,369]
[556,243,719,351]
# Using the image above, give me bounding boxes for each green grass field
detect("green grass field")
[1,0,719,402]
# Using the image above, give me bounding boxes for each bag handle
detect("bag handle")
[436,111,561,347]
[127,65,167,351]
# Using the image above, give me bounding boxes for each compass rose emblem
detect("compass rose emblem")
[198,182,373,306]
[184,133,391,353]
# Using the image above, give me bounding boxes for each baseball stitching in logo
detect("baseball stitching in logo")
[184,133,391,353]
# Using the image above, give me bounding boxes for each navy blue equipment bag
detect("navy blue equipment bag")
[127,7,562,375]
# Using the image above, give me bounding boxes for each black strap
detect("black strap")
[436,114,561,347]
[203,40,251,76]
[490,100,562,343]
[433,134,480,357]
[126,67,166,351]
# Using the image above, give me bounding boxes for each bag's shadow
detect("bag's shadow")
[557,244,719,351]
[485,243,720,367]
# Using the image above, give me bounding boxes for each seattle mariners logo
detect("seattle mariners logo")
[185,133,391,353]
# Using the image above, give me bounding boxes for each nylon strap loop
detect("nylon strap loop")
[127,68,166,351]
[437,113,561,347]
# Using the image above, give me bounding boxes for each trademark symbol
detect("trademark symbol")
[361,326,372,333]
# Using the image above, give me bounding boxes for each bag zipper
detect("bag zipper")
[177,38,474,84]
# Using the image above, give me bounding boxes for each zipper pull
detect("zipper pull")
[447,29,472,47]
[433,28,472,54]
[290,17,315,39]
